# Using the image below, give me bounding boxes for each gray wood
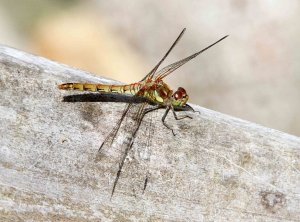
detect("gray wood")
[0,45,299,221]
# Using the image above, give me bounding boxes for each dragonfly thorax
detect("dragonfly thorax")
[141,79,189,108]
[141,79,173,105]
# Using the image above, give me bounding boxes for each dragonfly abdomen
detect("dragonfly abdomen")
[58,83,141,95]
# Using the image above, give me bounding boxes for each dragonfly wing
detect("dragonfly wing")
[97,100,149,197]
[140,28,186,81]
[98,103,132,153]
[154,35,228,79]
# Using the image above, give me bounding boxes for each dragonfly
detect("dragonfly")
[58,28,228,197]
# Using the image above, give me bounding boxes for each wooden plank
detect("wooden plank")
[0,45,299,221]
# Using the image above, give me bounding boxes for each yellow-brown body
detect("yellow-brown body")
[58,78,187,107]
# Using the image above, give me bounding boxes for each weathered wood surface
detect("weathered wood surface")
[0,45,299,222]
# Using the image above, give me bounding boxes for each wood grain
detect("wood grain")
[0,45,299,221]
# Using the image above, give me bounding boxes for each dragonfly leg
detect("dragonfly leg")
[142,105,176,135]
[185,104,201,114]
[138,104,177,136]
[162,107,176,136]
[171,106,193,120]
[143,105,162,115]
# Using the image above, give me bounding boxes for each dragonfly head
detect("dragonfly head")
[171,87,189,107]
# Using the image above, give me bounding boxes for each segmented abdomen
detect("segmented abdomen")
[58,83,141,95]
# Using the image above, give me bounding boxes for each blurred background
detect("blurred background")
[0,0,299,136]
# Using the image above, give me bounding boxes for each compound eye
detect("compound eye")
[174,92,180,100]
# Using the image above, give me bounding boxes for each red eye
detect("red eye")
[174,92,181,99]
[172,87,188,101]
[177,87,186,94]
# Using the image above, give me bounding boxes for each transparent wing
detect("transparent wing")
[154,35,228,80]
[97,103,132,153]
[141,28,186,81]
[97,100,148,197]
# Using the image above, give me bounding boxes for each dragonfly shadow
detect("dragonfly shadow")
[62,93,151,104]
[62,93,196,113]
